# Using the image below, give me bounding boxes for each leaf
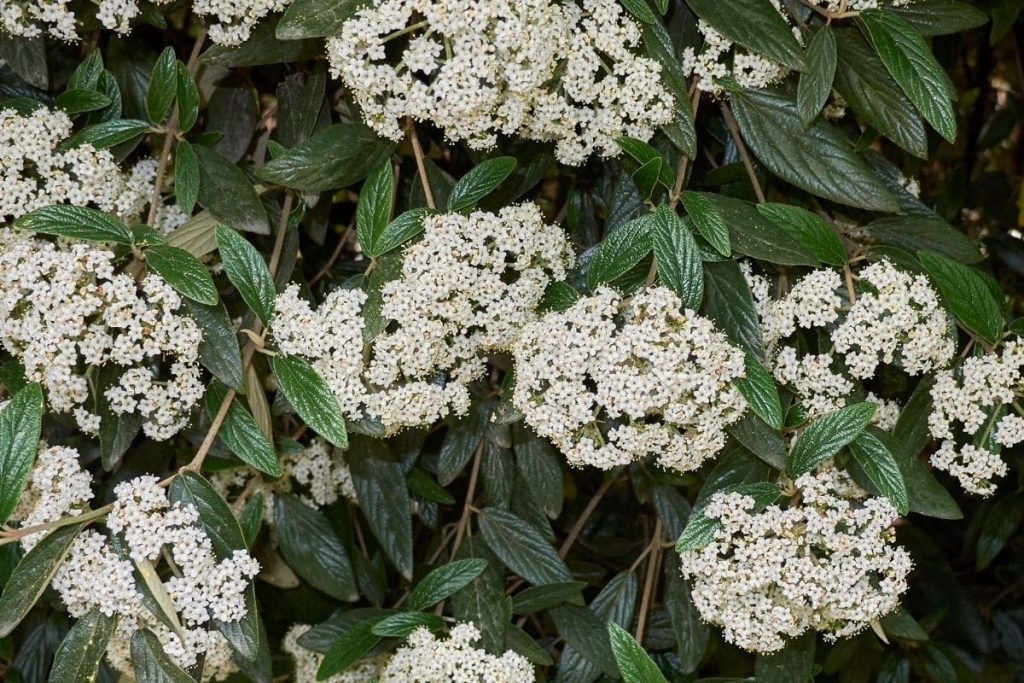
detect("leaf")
[652,205,703,309]
[257,123,397,193]
[146,47,177,124]
[730,88,899,212]
[175,63,200,133]
[478,508,572,585]
[798,26,837,126]
[0,383,43,524]
[447,157,517,212]
[406,468,455,505]
[587,214,655,289]
[367,208,431,258]
[182,299,244,390]
[975,494,1024,570]
[168,472,260,662]
[62,119,150,150]
[277,0,364,39]
[858,9,956,142]
[348,437,414,579]
[620,0,656,23]
[680,191,730,257]
[450,538,508,653]
[729,413,786,470]
[196,145,270,235]
[631,157,662,200]
[608,623,669,683]
[215,225,276,325]
[550,605,619,677]
[355,159,395,257]
[866,215,980,263]
[371,612,445,637]
[733,353,783,431]
[640,21,696,159]
[47,608,117,683]
[834,28,929,159]
[273,494,358,601]
[890,0,988,36]
[145,244,217,305]
[616,138,674,189]
[918,250,1003,344]
[201,17,321,67]
[0,524,83,637]
[662,557,708,673]
[129,629,194,683]
[272,355,348,449]
[849,431,909,515]
[512,424,564,519]
[695,193,818,266]
[318,619,381,680]
[702,260,764,359]
[756,203,846,267]
[683,0,806,70]
[205,381,279,476]
[15,205,132,244]
[755,631,815,683]
[173,139,199,214]
[786,402,878,478]
[55,89,112,115]
[512,582,587,614]
[406,559,488,612]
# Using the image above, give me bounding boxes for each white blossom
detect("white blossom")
[11,444,93,550]
[929,440,1007,497]
[513,286,746,471]
[0,0,77,41]
[679,466,912,653]
[283,624,385,683]
[378,623,534,682]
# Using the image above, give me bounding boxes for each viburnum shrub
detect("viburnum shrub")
[0,0,1021,681]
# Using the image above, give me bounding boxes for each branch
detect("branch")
[720,101,766,203]
[405,117,436,210]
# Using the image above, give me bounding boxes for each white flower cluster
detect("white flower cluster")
[1,0,288,44]
[378,623,534,682]
[274,204,572,433]
[513,286,746,471]
[283,624,385,683]
[927,343,1024,495]
[682,1,794,94]
[0,231,204,439]
[11,444,93,550]
[679,466,912,653]
[327,0,672,164]
[743,261,953,420]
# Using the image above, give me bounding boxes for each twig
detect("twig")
[558,474,619,557]
[404,117,436,210]
[450,441,484,556]
[310,220,355,286]
[668,82,702,210]
[634,520,663,646]
[720,102,766,203]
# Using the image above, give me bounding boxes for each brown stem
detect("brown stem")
[558,474,619,557]
[668,83,702,210]
[310,219,355,286]
[634,520,663,646]
[720,102,766,203]
[404,117,436,210]
[450,441,484,556]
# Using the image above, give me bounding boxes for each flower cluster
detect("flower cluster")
[0,231,204,439]
[11,444,93,550]
[743,260,953,420]
[0,0,77,41]
[513,286,747,471]
[927,343,1024,495]
[378,623,534,682]
[273,204,572,432]
[283,624,385,683]
[328,0,672,164]
[678,466,912,653]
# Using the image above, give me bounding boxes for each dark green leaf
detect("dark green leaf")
[196,146,270,235]
[406,559,488,612]
[277,0,364,39]
[145,244,217,305]
[356,159,395,257]
[47,608,117,683]
[146,47,177,124]
[975,494,1024,570]
[866,215,980,263]
[858,9,956,142]
[729,413,786,470]
[368,208,431,257]
[918,250,1003,343]
[257,123,397,193]
[55,89,112,115]
[733,354,783,431]
[653,205,703,309]
[683,0,806,70]
[272,355,348,449]
[67,50,103,91]
[175,63,200,133]
[786,402,877,478]
[348,437,414,579]
[478,508,573,585]
[849,431,909,515]
[663,556,708,673]
[730,89,899,212]
[317,619,381,680]
[616,138,674,188]
[447,157,517,212]
[798,26,837,126]
[695,193,818,266]
[631,157,663,200]
[371,612,444,637]
[0,524,83,637]
[890,0,988,36]
[202,17,320,67]
[205,382,279,476]
[608,623,669,683]
[130,629,194,683]
[62,118,150,150]
[676,482,781,553]
[550,605,619,677]
[15,205,132,244]
[620,0,656,23]
[680,191,730,257]
[512,423,564,519]
[273,494,357,601]
[755,631,815,683]
[512,582,587,615]
[182,299,244,391]
[641,21,697,159]
[215,225,275,325]
[756,203,846,267]
[0,383,43,524]
[173,139,199,214]
[702,260,764,359]
[587,215,655,289]
[406,468,455,505]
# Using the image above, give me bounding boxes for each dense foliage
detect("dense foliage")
[0,0,1023,682]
